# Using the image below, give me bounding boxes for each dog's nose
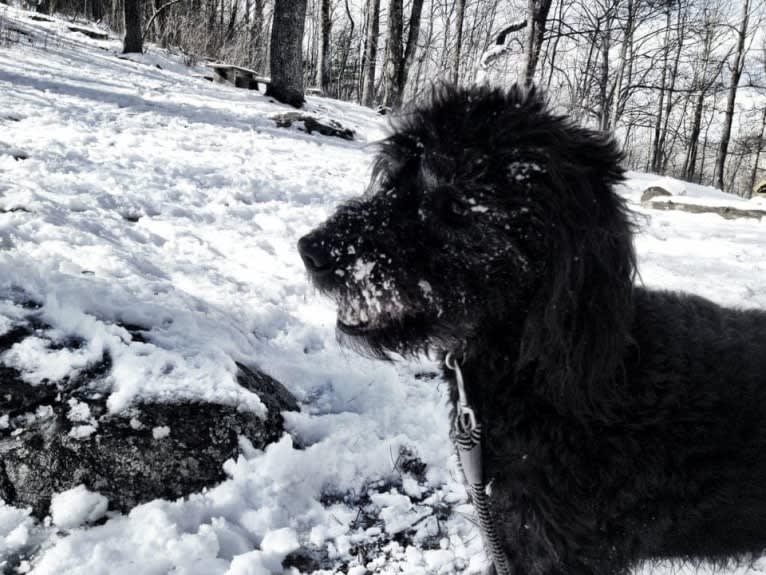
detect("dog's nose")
[298,234,333,275]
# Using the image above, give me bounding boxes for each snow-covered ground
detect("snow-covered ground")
[1,7,766,574]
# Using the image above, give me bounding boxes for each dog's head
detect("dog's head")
[299,85,635,387]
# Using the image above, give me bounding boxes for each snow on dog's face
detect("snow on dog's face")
[298,88,555,357]
[299,84,629,359]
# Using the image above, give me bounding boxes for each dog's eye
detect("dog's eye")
[433,190,471,225]
[446,199,470,219]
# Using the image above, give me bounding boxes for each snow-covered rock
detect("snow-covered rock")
[0,311,298,517]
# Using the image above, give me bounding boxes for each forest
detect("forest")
[17,0,766,197]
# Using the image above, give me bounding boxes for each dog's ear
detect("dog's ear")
[519,127,636,422]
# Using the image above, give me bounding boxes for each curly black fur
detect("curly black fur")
[298,84,766,574]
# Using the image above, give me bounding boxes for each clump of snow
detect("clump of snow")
[260,527,299,556]
[0,503,35,557]
[68,424,97,439]
[0,336,102,385]
[0,315,12,336]
[471,205,490,213]
[337,257,406,328]
[65,398,99,438]
[50,486,108,529]
[152,425,170,439]
[352,258,376,281]
[508,160,545,182]
[66,399,91,423]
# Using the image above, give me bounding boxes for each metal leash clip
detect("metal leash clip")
[445,351,478,434]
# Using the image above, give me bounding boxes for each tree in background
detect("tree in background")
[383,0,424,109]
[267,0,308,107]
[681,5,729,182]
[714,0,751,192]
[748,45,766,196]
[452,0,466,85]
[361,0,381,107]
[524,0,553,85]
[123,0,144,53]
[316,0,331,93]
[651,0,687,174]
[31,0,766,196]
[383,0,404,108]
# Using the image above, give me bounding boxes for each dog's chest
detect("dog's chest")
[446,363,606,493]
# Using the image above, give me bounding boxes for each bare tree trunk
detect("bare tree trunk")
[336,0,355,98]
[683,89,706,181]
[452,0,466,85]
[681,7,725,179]
[524,0,553,85]
[123,0,143,53]
[306,0,317,83]
[608,0,634,131]
[665,92,690,176]
[715,0,750,191]
[597,25,610,131]
[545,0,566,90]
[698,92,718,184]
[649,5,673,173]
[226,0,238,42]
[267,0,308,107]
[748,107,766,198]
[524,0,536,82]
[361,0,380,107]
[253,0,265,68]
[413,0,435,98]
[726,153,745,194]
[383,0,403,108]
[658,2,687,172]
[316,0,331,92]
[151,0,164,42]
[573,17,599,121]
[219,0,224,45]
[439,2,454,73]
[399,0,424,99]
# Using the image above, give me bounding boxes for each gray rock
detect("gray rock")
[271,112,355,141]
[640,186,672,203]
[0,314,298,517]
[643,199,766,221]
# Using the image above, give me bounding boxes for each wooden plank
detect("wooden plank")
[207,63,268,81]
[208,63,256,74]
[67,25,109,40]
[208,63,270,91]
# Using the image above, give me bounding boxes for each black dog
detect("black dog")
[298,84,766,574]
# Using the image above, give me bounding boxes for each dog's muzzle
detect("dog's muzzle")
[298,232,334,279]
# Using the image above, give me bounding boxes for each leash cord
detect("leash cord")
[446,353,512,575]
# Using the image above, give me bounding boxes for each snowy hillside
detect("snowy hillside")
[1,7,766,575]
